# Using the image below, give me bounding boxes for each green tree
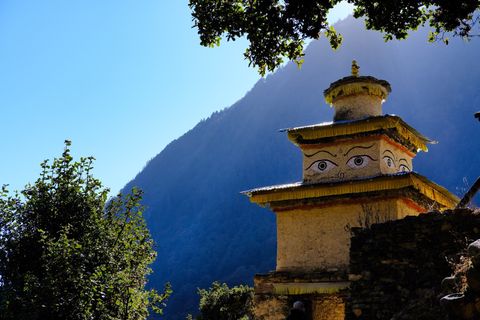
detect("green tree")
[0,141,171,320]
[189,0,480,75]
[190,282,253,320]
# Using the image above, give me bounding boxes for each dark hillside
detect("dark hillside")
[123,16,480,319]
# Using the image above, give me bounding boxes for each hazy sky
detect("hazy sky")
[0,1,353,194]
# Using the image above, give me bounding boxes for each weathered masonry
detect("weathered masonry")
[243,62,459,320]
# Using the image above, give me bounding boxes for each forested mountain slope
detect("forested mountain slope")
[123,17,480,319]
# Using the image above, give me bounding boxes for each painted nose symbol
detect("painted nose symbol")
[338,172,345,179]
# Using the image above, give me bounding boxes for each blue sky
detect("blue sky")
[0,1,353,195]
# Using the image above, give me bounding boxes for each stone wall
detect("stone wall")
[347,208,479,320]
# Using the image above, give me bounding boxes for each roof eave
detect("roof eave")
[286,115,431,152]
[244,172,458,209]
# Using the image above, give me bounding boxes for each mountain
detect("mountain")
[122,16,480,319]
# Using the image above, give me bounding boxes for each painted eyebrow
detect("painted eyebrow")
[347,154,378,161]
[304,150,337,158]
[343,144,375,156]
[398,158,408,163]
[382,149,396,158]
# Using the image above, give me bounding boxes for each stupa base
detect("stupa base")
[253,271,349,320]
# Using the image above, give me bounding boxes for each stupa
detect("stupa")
[243,62,459,320]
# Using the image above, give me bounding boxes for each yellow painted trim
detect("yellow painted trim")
[324,82,388,105]
[247,173,458,209]
[287,116,429,152]
[272,282,350,295]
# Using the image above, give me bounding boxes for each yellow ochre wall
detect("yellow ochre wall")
[332,94,383,120]
[253,296,287,320]
[275,197,425,271]
[302,136,414,184]
[312,295,345,320]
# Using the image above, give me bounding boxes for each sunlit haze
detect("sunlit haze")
[0,1,353,194]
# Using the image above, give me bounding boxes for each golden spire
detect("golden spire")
[351,60,359,77]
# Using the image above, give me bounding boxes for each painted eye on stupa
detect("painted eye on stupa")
[347,155,372,169]
[307,159,338,173]
[383,156,395,169]
[398,164,411,173]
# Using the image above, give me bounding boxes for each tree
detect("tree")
[189,282,253,320]
[189,0,480,75]
[0,141,171,320]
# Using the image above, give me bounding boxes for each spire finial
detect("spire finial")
[351,60,359,77]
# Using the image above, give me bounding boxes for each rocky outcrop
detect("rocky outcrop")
[441,239,480,319]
